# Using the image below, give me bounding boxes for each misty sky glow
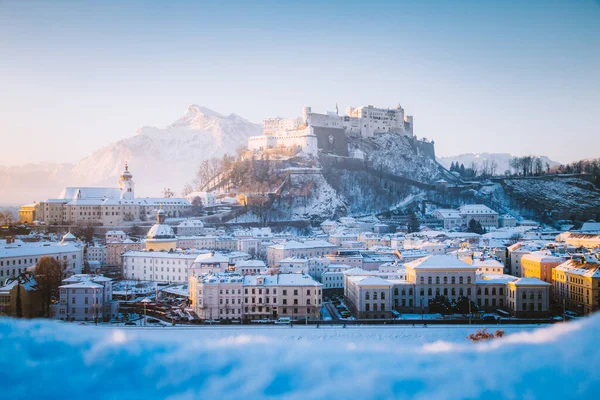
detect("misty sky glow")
[1,0,599,165]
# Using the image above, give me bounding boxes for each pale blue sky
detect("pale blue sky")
[1,0,599,165]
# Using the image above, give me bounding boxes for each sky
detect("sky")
[0,0,599,166]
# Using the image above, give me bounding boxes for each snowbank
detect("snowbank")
[1,317,599,398]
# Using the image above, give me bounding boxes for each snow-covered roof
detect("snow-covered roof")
[555,258,600,278]
[243,274,322,287]
[0,273,37,292]
[60,281,104,289]
[580,221,600,233]
[405,255,476,270]
[521,251,566,263]
[268,240,337,250]
[434,209,461,218]
[458,204,498,215]
[178,219,204,228]
[347,275,393,287]
[62,274,111,283]
[0,241,81,258]
[471,258,504,268]
[476,274,517,284]
[235,260,267,268]
[59,187,122,200]
[509,277,551,287]
[194,253,229,264]
[106,230,126,236]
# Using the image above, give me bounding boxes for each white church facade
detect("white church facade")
[19,164,191,226]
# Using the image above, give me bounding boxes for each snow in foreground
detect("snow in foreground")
[1,317,599,399]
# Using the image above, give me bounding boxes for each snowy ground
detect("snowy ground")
[99,323,547,345]
[1,316,598,399]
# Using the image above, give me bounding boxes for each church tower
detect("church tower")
[119,162,135,200]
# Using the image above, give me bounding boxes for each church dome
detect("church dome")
[120,163,133,180]
[146,224,175,240]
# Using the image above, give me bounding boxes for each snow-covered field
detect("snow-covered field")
[103,322,547,344]
[2,316,599,399]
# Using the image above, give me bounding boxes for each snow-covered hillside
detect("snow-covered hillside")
[438,153,561,174]
[1,317,598,398]
[0,106,261,204]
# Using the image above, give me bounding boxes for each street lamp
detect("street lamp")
[141,297,151,327]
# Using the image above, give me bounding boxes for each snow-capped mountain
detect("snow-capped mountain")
[0,106,261,204]
[437,153,561,174]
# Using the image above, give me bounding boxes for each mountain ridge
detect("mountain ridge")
[0,106,261,204]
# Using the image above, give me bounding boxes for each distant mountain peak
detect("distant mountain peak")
[1,104,261,204]
[186,105,224,118]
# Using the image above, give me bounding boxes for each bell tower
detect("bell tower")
[119,162,135,199]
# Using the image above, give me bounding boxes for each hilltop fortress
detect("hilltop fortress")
[248,104,421,158]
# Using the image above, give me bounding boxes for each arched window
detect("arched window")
[436,277,440,284]
[538,292,542,300]
[443,277,448,284]
[451,288,456,296]
[402,289,406,296]
[373,292,378,300]
[420,277,424,284]
[436,288,440,296]
[499,288,504,295]
[530,292,534,300]
[428,288,432,296]
[522,292,527,300]
[467,277,472,284]
[365,292,370,300]
[491,288,496,295]
[443,288,448,296]
[459,277,463,284]
[451,277,456,284]
[428,277,432,284]
[459,288,464,296]
[420,289,424,296]
[484,288,489,295]
[394,288,399,296]
[467,288,472,296]
[477,288,481,295]
[381,292,385,300]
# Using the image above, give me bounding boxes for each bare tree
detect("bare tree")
[481,160,490,178]
[490,160,498,177]
[181,183,194,197]
[534,157,544,175]
[34,256,65,316]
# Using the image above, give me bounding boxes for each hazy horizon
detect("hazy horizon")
[1,0,599,166]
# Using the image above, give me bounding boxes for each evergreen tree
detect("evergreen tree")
[467,219,484,234]
[407,211,420,233]
[454,295,477,315]
[450,162,456,172]
[459,163,466,176]
[429,295,453,315]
